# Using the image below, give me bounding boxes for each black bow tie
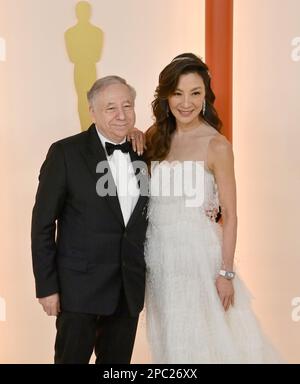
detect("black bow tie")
[105,141,131,156]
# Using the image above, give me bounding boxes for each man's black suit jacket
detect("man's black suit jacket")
[31,125,149,316]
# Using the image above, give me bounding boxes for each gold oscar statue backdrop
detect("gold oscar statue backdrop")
[65,1,104,131]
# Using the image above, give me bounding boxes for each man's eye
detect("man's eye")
[124,105,132,109]
[107,107,116,111]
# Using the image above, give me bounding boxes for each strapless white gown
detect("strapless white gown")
[145,161,281,364]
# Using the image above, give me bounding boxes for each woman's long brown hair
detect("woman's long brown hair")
[145,53,222,166]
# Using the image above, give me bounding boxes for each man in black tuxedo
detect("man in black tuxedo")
[31,76,148,364]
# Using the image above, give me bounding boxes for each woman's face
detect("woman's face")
[168,72,205,127]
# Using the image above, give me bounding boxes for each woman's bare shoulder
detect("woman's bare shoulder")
[209,133,232,155]
[206,133,234,172]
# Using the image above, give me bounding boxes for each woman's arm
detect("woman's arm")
[208,135,237,311]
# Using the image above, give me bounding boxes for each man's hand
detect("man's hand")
[38,293,60,316]
[215,276,234,311]
[205,206,222,223]
[127,128,146,155]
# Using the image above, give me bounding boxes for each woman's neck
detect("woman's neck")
[175,119,205,135]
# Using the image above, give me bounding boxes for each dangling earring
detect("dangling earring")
[202,99,206,116]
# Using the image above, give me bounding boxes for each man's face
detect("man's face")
[90,83,135,143]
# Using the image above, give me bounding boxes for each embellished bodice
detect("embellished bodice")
[147,160,220,227]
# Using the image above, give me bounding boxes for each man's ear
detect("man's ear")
[89,105,96,123]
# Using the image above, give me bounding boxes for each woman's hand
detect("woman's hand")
[127,128,147,155]
[215,276,234,311]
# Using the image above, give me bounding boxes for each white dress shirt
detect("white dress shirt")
[96,127,140,226]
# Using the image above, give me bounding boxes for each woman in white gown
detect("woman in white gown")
[143,53,281,364]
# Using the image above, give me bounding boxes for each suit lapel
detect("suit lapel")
[81,125,124,226]
[126,149,149,229]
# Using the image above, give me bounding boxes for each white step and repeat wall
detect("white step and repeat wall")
[233,0,300,363]
[0,0,204,363]
[1,0,300,364]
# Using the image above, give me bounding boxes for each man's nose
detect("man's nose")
[116,108,126,119]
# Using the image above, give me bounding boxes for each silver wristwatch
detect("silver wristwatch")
[219,269,235,280]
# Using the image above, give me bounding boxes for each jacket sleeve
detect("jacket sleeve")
[31,142,67,298]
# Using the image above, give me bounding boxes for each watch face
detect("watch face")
[227,272,235,279]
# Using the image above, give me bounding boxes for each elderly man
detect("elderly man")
[31,76,148,364]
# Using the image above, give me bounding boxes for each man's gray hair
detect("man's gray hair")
[87,75,136,107]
